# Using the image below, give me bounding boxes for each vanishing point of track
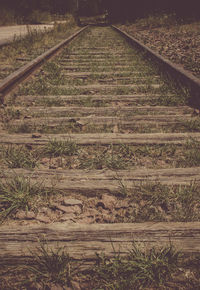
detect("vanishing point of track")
[0,26,200,265]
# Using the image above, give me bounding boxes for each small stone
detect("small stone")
[41,157,49,164]
[63,198,83,207]
[32,133,42,138]
[60,213,76,222]
[84,208,98,217]
[39,207,49,213]
[68,118,78,123]
[36,213,51,223]
[16,210,35,220]
[102,213,115,223]
[55,204,82,214]
[26,211,35,219]
[71,281,81,290]
[139,200,146,207]
[76,120,87,127]
[49,165,57,169]
[49,283,63,290]
[15,210,27,220]
[78,217,94,224]
[39,207,53,217]
[99,194,117,210]
[32,282,43,289]
[113,124,119,133]
[115,200,129,209]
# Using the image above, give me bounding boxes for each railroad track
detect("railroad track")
[0,26,200,286]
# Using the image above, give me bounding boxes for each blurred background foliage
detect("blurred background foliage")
[0,0,199,25]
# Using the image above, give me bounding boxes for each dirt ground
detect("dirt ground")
[119,20,200,78]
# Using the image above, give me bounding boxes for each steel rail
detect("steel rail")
[112,25,200,108]
[0,26,88,100]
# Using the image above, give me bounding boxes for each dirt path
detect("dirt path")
[0,24,53,46]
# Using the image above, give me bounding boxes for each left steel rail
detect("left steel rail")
[0,26,88,99]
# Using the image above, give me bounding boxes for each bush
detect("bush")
[27,10,52,24]
[0,9,16,26]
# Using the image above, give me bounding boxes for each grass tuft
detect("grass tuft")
[43,139,78,157]
[117,180,200,222]
[0,145,37,169]
[90,242,180,289]
[79,146,127,170]
[26,242,75,288]
[178,138,200,167]
[0,175,47,220]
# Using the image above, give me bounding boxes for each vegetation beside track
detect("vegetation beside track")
[0,15,78,81]
[119,14,200,78]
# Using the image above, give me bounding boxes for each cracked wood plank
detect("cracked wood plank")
[0,222,199,265]
[0,132,199,145]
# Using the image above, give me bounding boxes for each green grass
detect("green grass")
[0,242,199,289]
[42,139,78,157]
[88,243,180,289]
[35,97,65,107]
[30,141,199,170]
[26,242,76,288]
[0,175,48,220]
[117,181,200,222]
[172,118,200,132]
[42,61,63,85]
[79,148,128,170]
[0,145,38,169]
[178,138,200,167]
[6,122,33,133]
[76,96,108,107]
[0,107,21,123]
[0,16,78,79]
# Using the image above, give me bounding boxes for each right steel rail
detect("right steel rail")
[112,25,200,108]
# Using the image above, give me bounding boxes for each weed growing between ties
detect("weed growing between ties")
[0,107,21,123]
[172,117,200,132]
[32,141,199,170]
[0,145,38,169]
[87,243,180,289]
[5,121,115,134]
[0,175,50,221]
[35,96,65,107]
[1,242,199,289]
[149,77,191,106]
[178,138,200,167]
[5,122,33,134]
[117,181,200,222]
[79,145,128,170]
[24,242,77,288]
[42,139,79,157]
[42,61,63,86]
